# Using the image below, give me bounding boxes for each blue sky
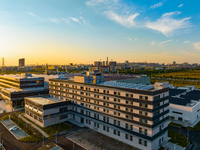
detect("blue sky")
[0,0,200,65]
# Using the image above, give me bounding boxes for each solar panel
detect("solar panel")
[169,89,200,106]
[99,81,154,90]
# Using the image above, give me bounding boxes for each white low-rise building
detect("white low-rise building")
[169,89,200,127]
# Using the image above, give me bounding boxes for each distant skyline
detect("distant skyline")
[0,0,200,66]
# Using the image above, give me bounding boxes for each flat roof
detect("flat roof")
[99,81,154,90]
[0,74,44,80]
[2,87,46,93]
[26,96,62,105]
[170,89,200,106]
[2,88,22,92]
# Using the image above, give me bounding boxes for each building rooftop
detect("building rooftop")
[169,89,200,106]
[2,88,22,93]
[26,96,62,105]
[2,87,46,93]
[0,74,44,80]
[99,81,154,90]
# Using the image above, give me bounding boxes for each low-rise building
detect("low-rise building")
[169,88,200,127]
[24,95,70,127]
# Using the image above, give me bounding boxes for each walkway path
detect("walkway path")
[19,114,49,138]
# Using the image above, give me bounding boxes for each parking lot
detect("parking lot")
[1,119,28,140]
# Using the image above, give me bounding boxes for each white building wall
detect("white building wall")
[169,102,200,127]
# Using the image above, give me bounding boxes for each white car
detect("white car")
[9,126,19,131]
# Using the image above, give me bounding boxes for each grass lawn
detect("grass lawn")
[42,122,72,136]
[37,142,63,150]
[151,79,200,89]
[169,122,183,128]
[168,130,189,147]
[0,115,9,121]
[22,115,72,136]
[187,121,200,130]
[154,70,200,80]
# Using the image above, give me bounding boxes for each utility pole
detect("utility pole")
[2,57,4,74]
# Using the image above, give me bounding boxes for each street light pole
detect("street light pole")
[56,131,58,145]
[43,135,44,147]
[0,132,3,143]
[187,129,190,143]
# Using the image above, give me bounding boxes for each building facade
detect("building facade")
[46,76,169,150]
[169,88,200,127]
[19,58,25,67]
[0,73,48,107]
[24,95,70,127]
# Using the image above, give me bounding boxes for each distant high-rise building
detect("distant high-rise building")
[107,57,108,66]
[173,61,176,65]
[19,58,25,67]
[125,60,129,66]
[94,61,101,67]
[45,63,48,75]
[109,61,116,67]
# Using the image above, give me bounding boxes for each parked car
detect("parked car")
[9,126,19,131]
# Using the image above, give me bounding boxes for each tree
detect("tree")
[21,102,24,107]
[3,110,6,115]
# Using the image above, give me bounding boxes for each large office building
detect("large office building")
[169,88,200,127]
[0,73,48,107]
[36,73,169,150]
[19,58,25,67]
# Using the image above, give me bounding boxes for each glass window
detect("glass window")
[144,141,147,147]
[118,131,120,136]
[139,139,142,144]
[114,130,116,134]
[125,134,128,139]
[130,136,133,141]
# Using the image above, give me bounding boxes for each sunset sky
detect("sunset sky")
[0,0,200,66]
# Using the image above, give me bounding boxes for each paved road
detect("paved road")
[0,122,39,150]
[0,120,85,150]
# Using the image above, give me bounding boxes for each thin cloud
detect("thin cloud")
[27,12,37,17]
[86,0,139,28]
[80,16,87,24]
[127,37,138,41]
[86,0,191,37]
[145,11,191,36]
[150,1,165,9]
[150,41,156,46]
[104,11,139,28]
[178,4,183,8]
[184,41,190,43]
[86,0,119,7]
[48,17,60,24]
[193,41,200,50]
[160,39,173,45]
[69,17,79,23]
[127,37,132,41]
[27,12,88,25]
